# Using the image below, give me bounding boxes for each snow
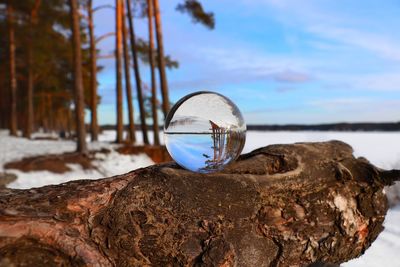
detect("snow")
[97,129,162,144]
[244,131,400,170]
[0,130,154,189]
[6,151,154,189]
[1,129,400,266]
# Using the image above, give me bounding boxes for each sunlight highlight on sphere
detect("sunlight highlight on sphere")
[164,91,246,173]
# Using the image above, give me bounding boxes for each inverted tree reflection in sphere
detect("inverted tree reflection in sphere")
[164,91,246,173]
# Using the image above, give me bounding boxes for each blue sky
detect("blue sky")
[93,0,400,125]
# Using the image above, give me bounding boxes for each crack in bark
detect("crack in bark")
[270,237,284,267]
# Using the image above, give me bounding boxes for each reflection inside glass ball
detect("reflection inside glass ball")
[164,91,246,173]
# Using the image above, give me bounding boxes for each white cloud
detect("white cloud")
[245,0,400,62]
[245,97,400,124]
[273,70,311,83]
[185,45,313,78]
[317,71,400,92]
[309,26,400,62]
[309,98,373,110]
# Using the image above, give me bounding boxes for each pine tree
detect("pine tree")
[152,0,169,119]
[126,0,150,145]
[122,0,136,143]
[69,0,88,154]
[147,0,160,145]
[6,0,17,136]
[115,0,124,143]
[23,0,41,139]
[87,0,99,142]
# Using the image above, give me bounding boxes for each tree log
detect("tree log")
[0,141,399,266]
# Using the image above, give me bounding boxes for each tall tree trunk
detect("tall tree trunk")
[69,0,88,154]
[0,71,7,129]
[152,0,170,119]
[39,94,45,131]
[24,0,41,139]
[67,105,73,138]
[147,0,160,146]
[126,0,149,145]
[24,31,34,138]
[47,95,53,132]
[7,1,17,136]
[122,1,136,144]
[115,0,124,143]
[87,0,99,142]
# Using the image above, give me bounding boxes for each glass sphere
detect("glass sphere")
[164,91,246,173]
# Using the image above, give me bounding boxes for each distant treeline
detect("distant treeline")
[100,122,400,132]
[247,122,400,131]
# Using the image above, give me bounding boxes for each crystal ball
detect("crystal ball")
[164,91,246,173]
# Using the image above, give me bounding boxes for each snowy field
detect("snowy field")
[0,129,399,266]
[0,130,155,189]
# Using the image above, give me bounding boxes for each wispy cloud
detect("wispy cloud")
[309,97,373,110]
[275,86,297,93]
[273,70,311,83]
[317,71,400,92]
[254,0,400,62]
[167,44,315,89]
[309,26,400,62]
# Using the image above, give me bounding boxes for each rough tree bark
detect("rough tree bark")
[147,0,160,146]
[0,141,399,266]
[126,0,150,145]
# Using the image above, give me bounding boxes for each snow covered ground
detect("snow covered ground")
[244,131,400,170]
[0,129,399,266]
[0,130,154,189]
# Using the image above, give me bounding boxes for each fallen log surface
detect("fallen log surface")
[0,141,399,267]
